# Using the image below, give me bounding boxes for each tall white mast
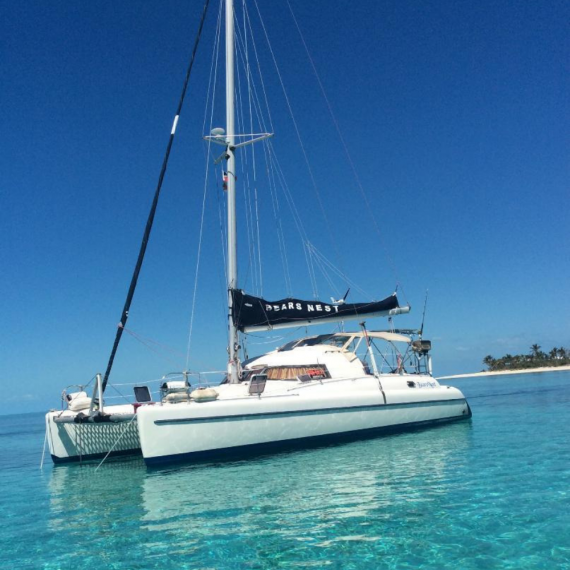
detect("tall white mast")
[226,0,239,383]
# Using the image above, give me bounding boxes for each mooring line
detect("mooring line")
[40,427,48,469]
[95,414,138,472]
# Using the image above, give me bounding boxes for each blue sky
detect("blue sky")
[1,0,568,414]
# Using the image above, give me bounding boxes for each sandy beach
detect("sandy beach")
[438,364,570,380]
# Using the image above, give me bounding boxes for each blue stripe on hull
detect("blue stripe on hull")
[51,447,142,465]
[145,412,472,468]
[154,398,467,426]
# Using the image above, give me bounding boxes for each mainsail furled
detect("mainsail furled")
[232,290,410,333]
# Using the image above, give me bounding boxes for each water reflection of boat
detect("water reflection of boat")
[140,422,471,541]
[44,422,470,565]
[47,457,146,534]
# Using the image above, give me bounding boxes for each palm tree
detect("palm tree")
[483,355,495,370]
[530,344,541,359]
[549,348,558,359]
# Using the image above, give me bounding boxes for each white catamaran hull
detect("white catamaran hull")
[46,376,470,465]
[137,378,471,466]
[46,406,140,463]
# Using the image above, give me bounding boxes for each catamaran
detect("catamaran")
[46,0,471,466]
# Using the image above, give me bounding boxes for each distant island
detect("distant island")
[483,344,570,372]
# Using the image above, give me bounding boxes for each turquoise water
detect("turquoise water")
[1,372,569,569]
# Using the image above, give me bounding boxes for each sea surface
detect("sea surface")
[1,371,569,570]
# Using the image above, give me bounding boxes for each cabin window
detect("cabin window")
[263,365,330,381]
[323,335,351,348]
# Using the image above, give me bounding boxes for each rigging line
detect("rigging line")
[264,142,318,296]
[306,244,369,298]
[244,170,260,295]
[215,170,228,284]
[107,383,133,405]
[265,141,314,251]
[305,242,319,298]
[310,247,341,297]
[242,2,274,133]
[187,1,224,368]
[247,329,308,344]
[244,327,303,340]
[234,15,273,136]
[260,143,286,288]
[264,145,293,295]
[230,43,273,295]
[122,326,186,358]
[122,327,183,368]
[209,6,227,290]
[233,50,258,295]
[101,0,211,393]
[305,241,371,298]
[235,1,276,300]
[210,179,229,331]
[240,29,264,296]
[235,14,293,296]
[184,140,210,370]
[236,95,263,295]
[243,1,264,295]
[201,0,223,139]
[111,377,167,387]
[251,0,347,278]
[254,178,263,295]
[286,0,408,304]
[248,336,288,345]
[234,28,273,140]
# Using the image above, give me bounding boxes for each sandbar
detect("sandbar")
[438,364,570,380]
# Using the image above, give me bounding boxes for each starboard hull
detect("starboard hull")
[137,382,471,467]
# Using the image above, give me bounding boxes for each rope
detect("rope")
[102,0,212,392]
[305,242,372,299]
[184,133,211,369]
[251,0,347,277]
[238,4,327,298]
[95,413,138,472]
[265,146,293,294]
[186,0,223,370]
[242,2,275,133]
[264,142,319,296]
[244,4,265,296]
[107,383,134,405]
[121,326,183,368]
[286,0,407,304]
[233,29,259,295]
[40,427,48,469]
[309,247,340,298]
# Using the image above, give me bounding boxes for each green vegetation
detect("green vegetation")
[483,345,570,372]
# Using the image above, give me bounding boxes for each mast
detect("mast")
[226,0,240,383]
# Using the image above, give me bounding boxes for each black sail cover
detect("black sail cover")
[232,289,402,332]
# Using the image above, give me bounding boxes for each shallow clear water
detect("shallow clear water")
[1,372,569,569]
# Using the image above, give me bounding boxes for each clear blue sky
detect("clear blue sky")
[1,0,568,414]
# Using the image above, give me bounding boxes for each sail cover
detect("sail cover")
[232,290,409,332]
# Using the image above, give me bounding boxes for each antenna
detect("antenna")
[419,290,429,338]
